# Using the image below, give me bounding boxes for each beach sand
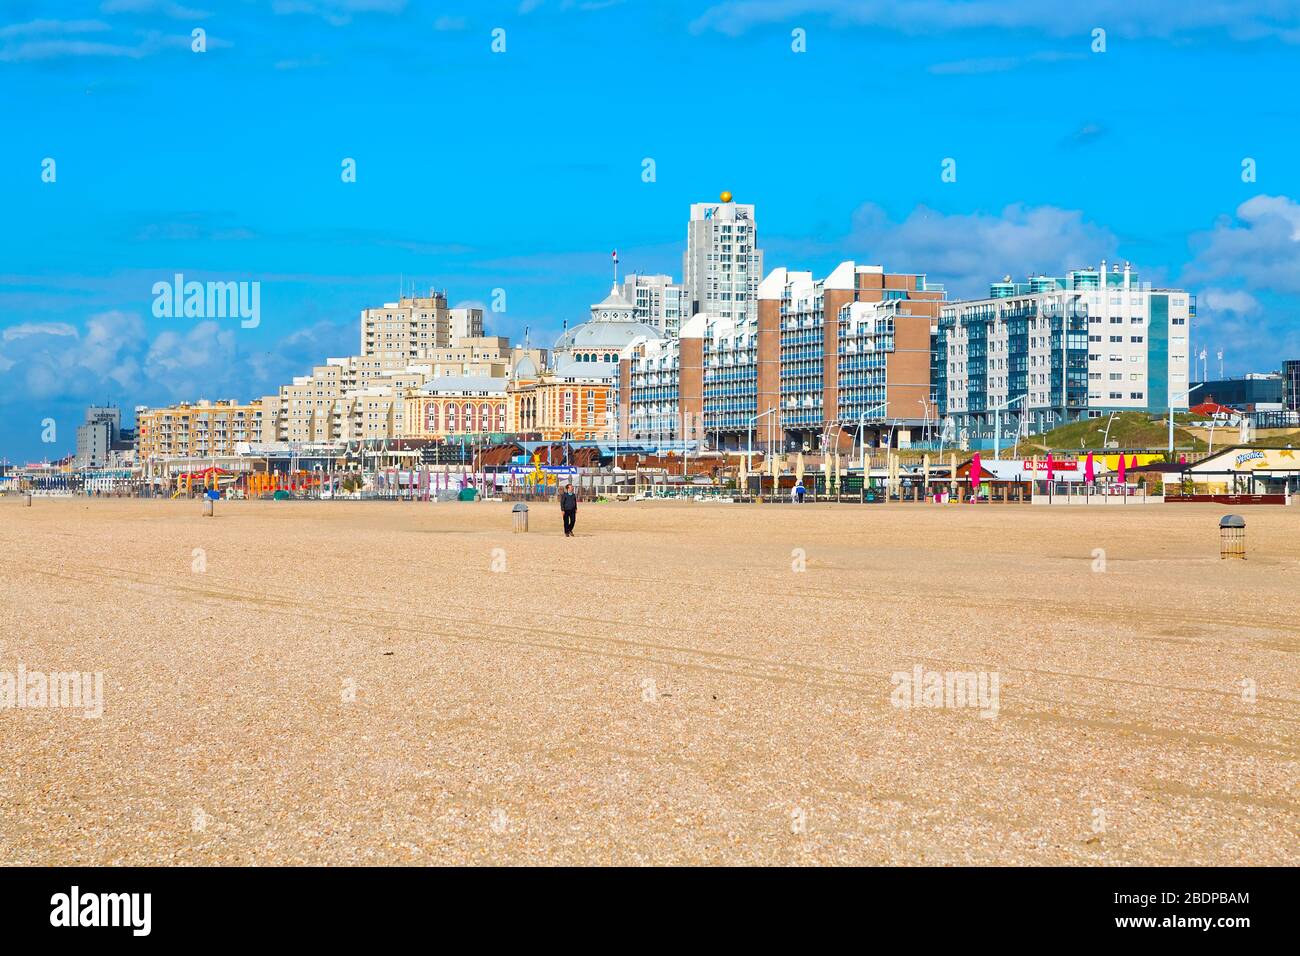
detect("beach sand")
[1,496,1296,865]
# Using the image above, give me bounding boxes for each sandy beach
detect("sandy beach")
[1,496,1296,865]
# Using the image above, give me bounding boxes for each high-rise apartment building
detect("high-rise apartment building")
[75,406,125,468]
[621,274,691,336]
[682,196,763,323]
[620,261,944,452]
[360,292,484,360]
[936,261,1194,443]
[135,400,264,461]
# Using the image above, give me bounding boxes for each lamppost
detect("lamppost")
[917,398,931,445]
[748,405,774,476]
[1101,410,1118,449]
[991,394,1027,459]
[1168,384,1203,454]
[857,401,889,473]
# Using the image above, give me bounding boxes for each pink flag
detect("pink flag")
[1085,452,1095,484]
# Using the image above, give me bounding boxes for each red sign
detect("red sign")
[1022,459,1079,471]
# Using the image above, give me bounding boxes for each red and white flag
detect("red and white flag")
[611,249,618,263]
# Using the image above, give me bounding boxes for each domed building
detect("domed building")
[503,280,665,442]
[511,353,540,380]
[551,283,664,376]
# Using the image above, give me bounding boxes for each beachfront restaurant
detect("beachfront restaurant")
[1153,446,1300,502]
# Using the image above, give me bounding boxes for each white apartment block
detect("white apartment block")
[682,198,763,324]
[937,261,1193,441]
[621,273,691,336]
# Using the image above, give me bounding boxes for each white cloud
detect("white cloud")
[928,50,1085,74]
[3,323,79,341]
[0,28,228,61]
[833,202,1117,296]
[690,0,1300,43]
[100,0,211,18]
[0,19,111,38]
[0,310,353,413]
[1187,194,1300,295]
[271,0,406,25]
[1198,288,1260,314]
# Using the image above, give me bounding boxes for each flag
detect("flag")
[611,249,618,263]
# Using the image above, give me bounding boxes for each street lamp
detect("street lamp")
[856,402,889,472]
[991,395,1027,459]
[747,407,777,471]
[917,398,931,445]
[1168,383,1203,454]
[1101,410,1118,449]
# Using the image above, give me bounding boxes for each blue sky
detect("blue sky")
[3,0,1300,461]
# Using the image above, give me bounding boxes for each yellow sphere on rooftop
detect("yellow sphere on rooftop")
[720,190,733,203]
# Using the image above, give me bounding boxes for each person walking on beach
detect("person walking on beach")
[560,482,578,537]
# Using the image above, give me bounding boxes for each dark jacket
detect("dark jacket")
[559,491,578,512]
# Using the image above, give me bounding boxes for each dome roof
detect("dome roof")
[594,285,635,311]
[512,355,539,379]
[553,319,662,351]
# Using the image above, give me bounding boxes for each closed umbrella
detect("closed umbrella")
[1085,452,1095,484]
[1046,452,1055,482]
[1117,453,1127,485]
[971,452,981,500]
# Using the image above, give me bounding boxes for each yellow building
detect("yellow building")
[507,355,613,441]
[135,399,263,461]
[403,376,510,439]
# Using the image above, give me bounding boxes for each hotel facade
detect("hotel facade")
[621,261,945,453]
[682,199,763,323]
[135,399,270,461]
[936,262,1194,443]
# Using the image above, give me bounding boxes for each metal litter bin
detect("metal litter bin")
[512,502,529,533]
[1219,514,1245,560]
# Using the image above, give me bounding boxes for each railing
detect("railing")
[1031,481,1158,505]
